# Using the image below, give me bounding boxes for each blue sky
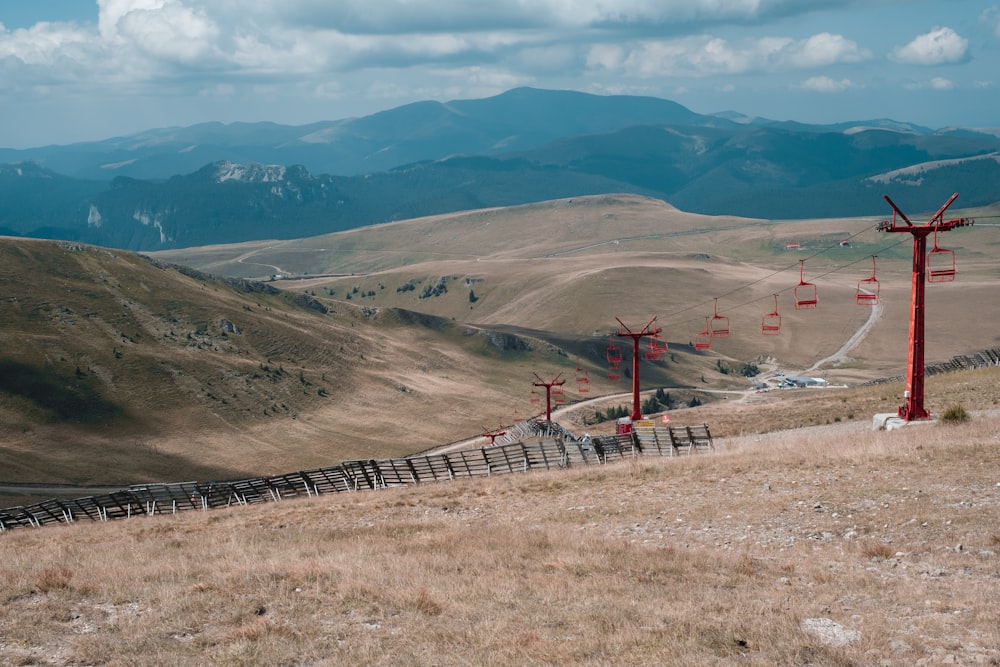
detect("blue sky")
[1,1,998,148]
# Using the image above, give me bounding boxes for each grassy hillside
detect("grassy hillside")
[0,238,636,493]
[1,370,998,665]
[154,193,1000,382]
[3,193,998,495]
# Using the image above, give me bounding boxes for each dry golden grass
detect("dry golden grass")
[2,403,999,665]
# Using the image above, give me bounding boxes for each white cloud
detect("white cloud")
[114,1,220,63]
[904,76,956,90]
[605,32,869,78]
[889,26,968,65]
[980,7,1000,39]
[800,76,855,92]
[210,0,862,34]
[788,32,871,68]
[2,0,998,147]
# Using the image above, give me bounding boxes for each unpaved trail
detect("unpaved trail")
[805,300,882,373]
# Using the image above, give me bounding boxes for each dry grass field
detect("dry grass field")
[1,370,998,666]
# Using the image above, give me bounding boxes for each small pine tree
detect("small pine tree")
[469,289,479,303]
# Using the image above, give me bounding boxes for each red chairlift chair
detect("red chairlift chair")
[529,389,541,405]
[794,259,818,309]
[606,335,623,365]
[762,294,781,335]
[709,297,730,337]
[645,331,668,360]
[575,366,590,393]
[694,318,712,351]
[856,255,880,305]
[552,386,566,404]
[927,227,956,283]
[606,334,623,380]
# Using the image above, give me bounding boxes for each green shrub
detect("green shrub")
[940,405,969,423]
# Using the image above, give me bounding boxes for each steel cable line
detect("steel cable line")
[659,220,900,331]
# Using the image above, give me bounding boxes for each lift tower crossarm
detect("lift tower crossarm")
[876,193,973,421]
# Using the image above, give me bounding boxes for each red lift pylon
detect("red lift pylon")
[614,317,660,422]
[877,193,973,421]
[480,424,508,447]
[532,372,566,422]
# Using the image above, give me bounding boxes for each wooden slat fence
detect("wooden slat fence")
[0,424,711,533]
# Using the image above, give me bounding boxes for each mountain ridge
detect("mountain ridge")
[2,87,999,250]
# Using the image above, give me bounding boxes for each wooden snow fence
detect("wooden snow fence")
[632,424,715,457]
[0,424,712,532]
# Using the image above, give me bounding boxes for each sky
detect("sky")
[1,0,999,148]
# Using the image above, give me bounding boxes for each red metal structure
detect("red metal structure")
[575,365,591,393]
[645,330,668,360]
[794,259,818,309]
[606,334,623,380]
[856,255,880,305]
[694,317,712,351]
[613,317,660,423]
[709,297,730,337]
[927,226,957,282]
[877,193,973,421]
[480,425,507,447]
[532,372,566,421]
[762,294,781,335]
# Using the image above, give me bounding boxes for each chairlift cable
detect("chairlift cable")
[660,225,909,329]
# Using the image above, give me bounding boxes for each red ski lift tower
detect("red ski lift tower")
[480,424,507,447]
[877,193,973,421]
[613,316,660,424]
[532,372,566,421]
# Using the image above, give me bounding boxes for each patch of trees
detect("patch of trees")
[714,360,760,377]
[420,277,450,299]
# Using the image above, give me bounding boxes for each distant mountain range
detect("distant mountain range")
[2,87,999,251]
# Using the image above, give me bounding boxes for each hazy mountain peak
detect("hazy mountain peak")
[214,161,286,183]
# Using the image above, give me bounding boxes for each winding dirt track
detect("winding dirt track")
[806,299,883,373]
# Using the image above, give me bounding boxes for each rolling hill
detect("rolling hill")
[4,192,996,502]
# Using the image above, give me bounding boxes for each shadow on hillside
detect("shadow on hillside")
[0,360,127,424]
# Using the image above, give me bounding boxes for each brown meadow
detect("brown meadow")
[2,369,999,666]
